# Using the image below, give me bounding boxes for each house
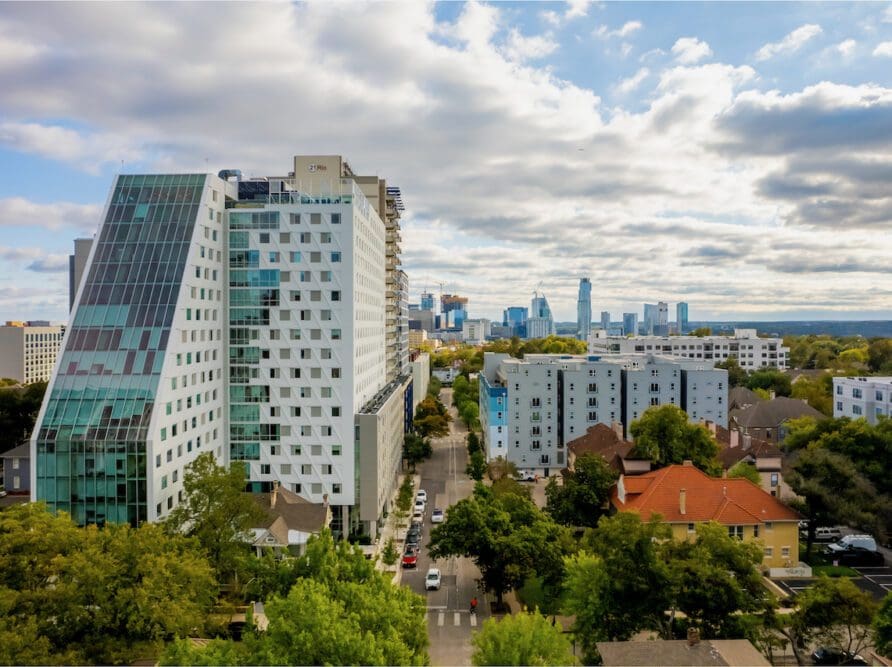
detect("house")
[729,396,825,445]
[249,483,330,557]
[611,461,801,568]
[597,633,769,666]
[1,443,30,494]
[728,386,761,411]
[565,423,651,476]
[705,421,790,498]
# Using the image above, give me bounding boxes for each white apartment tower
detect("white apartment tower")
[33,156,410,536]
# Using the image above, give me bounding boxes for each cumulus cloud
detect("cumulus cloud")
[504,29,558,62]
[0,246,69,272]
[671,37,713,64]
[594,20,642,39]
[614,67,650,95]
[0,2,888,321]
[884,5,892,23]
[874,41,892,57]
[835,39,856,56]
[755,23,823,61]
[565,0,594,20]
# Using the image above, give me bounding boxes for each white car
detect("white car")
[414,499,426,513]
[416,489,427,503]
[431,508,444,523]
[425,568,441,591]
[412,508,424,522]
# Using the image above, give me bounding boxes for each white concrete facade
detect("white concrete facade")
[0,323,64,384]
[411,352,430,409]
[591,328,788,370]
[833,376,892,424]
[462,318,491,344]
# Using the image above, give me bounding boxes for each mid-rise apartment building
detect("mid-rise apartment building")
[33,155,411,537]
[591,329,788,370]
[0,321,65,384]
[833,376,892,424]
[462,318,491,344]
[479,352,727,474]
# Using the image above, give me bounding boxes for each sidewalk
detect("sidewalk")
[374,471,421,585]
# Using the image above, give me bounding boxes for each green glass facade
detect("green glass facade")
[35,174,208,526]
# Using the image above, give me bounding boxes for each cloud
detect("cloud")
[565,0,594,20]
[26,256,69,273]
[874,41,892,57]
[615,67,650,95]
[884,5,892,23]
[0,3,889,321]
[503,29,558,62]
[0,246,69,272]
[594,21,642,39]
[0,197,101,233]
[755,23,822,61]
[835,39,856,56]
[671,37,713,64]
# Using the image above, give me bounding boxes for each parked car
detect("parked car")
[412,508,424,522]
[826,546,885,567]
[516,470,536,482]
[401,547,419,569]
[406,527,421,546]
[813,526,844,542]
[827,535,877,553]
[416,489,427,504]
[414,498,426,513]
[811,646,868,665]
[425,568,441,591]
[431,508,444,524]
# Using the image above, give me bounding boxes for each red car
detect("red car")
[401,547,419,569]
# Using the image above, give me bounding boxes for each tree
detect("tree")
[467,431,482,455]
[794,577,878,659]
[487,456,518,482]
[427,375,442,398]
[629,405,721,475]
[715,357,748,387]
[785,447,887,560]
[471,612,576,666]
[165,452,266,582]
[868,339,892,373]
[0,381,46,452]
[569,513,673,643]
[428,484,573,606]
[876,592,892,658]
[381,537,399,567]
[413,413,451,439]
[466,450,486,481]
[727,460,761,485]
[791,373,833,416]
[162,530,429,666]
[545,453,617,527]
[0,503,216,665]
[403,432,432,471]
[691,327,712,337]
[746,368,792,397]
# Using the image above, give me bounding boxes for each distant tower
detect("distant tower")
[623,313,638,336]
[643,303,656,335]
[600,311,610,331]
[68,238,93,311]
[420,291,435,312]
[677,302,689,334]
[656,301,669,335]
[576,278,592,341]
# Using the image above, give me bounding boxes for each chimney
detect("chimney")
[730,429,739,449]
[271,480,279,508]
[722,485,727,496]
[706,420,716,435]
[679,488,686,515]
[742,434,752,451]
[612,421,624,439]
[687,627,700,646]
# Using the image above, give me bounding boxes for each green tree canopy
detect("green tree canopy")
[545,453,617,527]
[165,452,266,582]
[403,432,432,471]
[876,592,892,658]
[715,356,748,387]
[790,373,834,416]
[794,577,878,658]
[746,368,792,397]
[428,484,573,605]
[0,503,216,665]
[0,380,46,452]
[727,460,761,485]
[629,405,721,475]
[466,450,486,481]
[868,339,892,373]
[471,612,577,666]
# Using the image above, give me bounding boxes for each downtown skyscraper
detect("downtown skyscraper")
[576,278,591,342]
[32,155,411,538]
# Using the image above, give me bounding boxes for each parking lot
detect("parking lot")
[774,565,892,602]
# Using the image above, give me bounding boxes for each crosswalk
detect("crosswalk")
[428,610,478,627]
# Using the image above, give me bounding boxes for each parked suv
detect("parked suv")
[826,535,877,553]
[813,526,843,542]
[827,547,884,567]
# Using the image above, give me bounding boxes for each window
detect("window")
[310,251,321,263]
[290,251,302,262]
[280,232,290,243]
[259,232,270,243]
[268,251,279,263]
[728,525,744,540]
[764,546,773,558]
[753,525,760,538]
[781,546,790,558]
[331,251,342,262]
[853,405,862,415]
[331,213,341,224]
[331,290,341,301]
[261,464,271,474]
[333,483,342,494]
[770,473,779,487]
[852,388,862,399]
[836,401,843,412]
[290,213,301,224]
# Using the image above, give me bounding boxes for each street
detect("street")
[400,387,486,666]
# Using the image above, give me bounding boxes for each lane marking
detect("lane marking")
[454,612,460,626]
[470,613,478,627]
[438,612,444,627]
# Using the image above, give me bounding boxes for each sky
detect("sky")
[1,1,891,324]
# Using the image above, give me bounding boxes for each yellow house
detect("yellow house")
[611,461,801,569]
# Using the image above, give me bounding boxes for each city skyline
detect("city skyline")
[1,2,892,323]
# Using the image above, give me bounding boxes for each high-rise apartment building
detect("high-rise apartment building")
[600,311,610,331]
[69,238,93,311]
[643,303,657,335]
[440,294,469,329]
[33,155,411,537]
[656,301,669,336]
[528,293,554,338]
[479,352,727,473]
[0,321,65,384]
[623,313,638,337]
[576,278,591,342]
[676,302,689,334]
[503,306,528,338]
[420,292,435,312]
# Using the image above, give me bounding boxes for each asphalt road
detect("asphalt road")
[399,387,485,667]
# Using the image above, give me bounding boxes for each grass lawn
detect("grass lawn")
[811,564,859,577]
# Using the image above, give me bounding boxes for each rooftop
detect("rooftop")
[596,639,769,666]
[731,396,825,429]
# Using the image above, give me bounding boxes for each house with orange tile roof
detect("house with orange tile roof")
[610,461,801,568]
